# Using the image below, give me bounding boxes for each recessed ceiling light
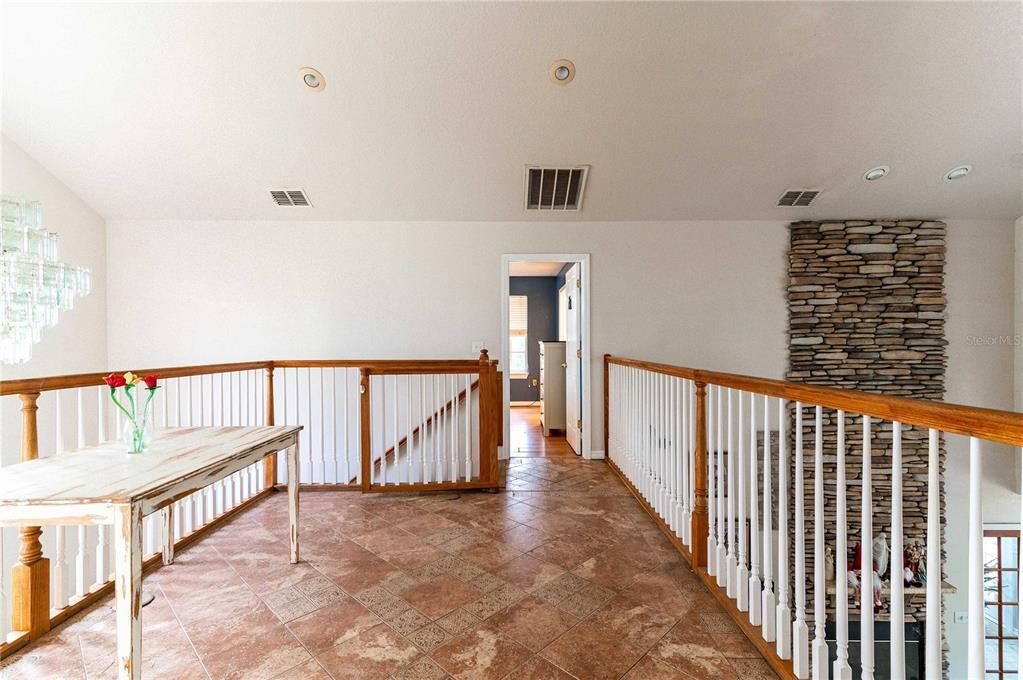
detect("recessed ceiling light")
[944,164,972,181]
[298,67,325,92]
[549,59,575,85]
[863,166,889,182]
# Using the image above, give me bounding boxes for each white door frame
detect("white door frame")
[500,254,595,460]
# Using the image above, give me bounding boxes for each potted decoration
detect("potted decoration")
[103,372,160,453]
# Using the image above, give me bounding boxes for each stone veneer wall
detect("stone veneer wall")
[786,221,947,638]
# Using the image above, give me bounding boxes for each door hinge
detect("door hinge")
[577,419,582,429]
[576,278,581,289]
[576,349,582,359]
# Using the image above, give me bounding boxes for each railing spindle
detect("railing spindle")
[717,386,726,586]
[967,436,983,677]
[793,402,809,678]
[736,390,752,605]
[834,410,851,679]
[54,393,67,610]
[707,382,716,574]
[861,415,874,680]
[924,427,937,674]
[762,394,775,641]
[727,388,737,598]
[812,405,827,680]
[776,397,791,659]
[749,392,761,624]
[890,421,905,680]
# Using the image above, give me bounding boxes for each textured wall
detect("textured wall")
[786,220,947,644]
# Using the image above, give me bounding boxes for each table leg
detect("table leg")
[287,441,300,564]
[114,503,142,680]
[162,504,175,565]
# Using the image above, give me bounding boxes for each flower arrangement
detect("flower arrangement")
[103,372,160,453]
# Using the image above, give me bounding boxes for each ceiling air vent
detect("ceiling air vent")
[269,189,311,207]
[525,166,589,211]
[777,190,820,207]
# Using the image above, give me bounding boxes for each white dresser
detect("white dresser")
[538,341,566,436]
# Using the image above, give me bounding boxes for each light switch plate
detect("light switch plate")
[953,611,968,624]
[471,341,485,354]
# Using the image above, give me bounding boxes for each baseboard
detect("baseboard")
[510,401,537,406]
[587,449,606,460]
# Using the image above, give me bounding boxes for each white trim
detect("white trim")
[501,253,593,460]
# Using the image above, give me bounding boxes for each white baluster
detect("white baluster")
[924,428,941,679]
[726,388,738,597]
[678,377,687,542]
[967,436,983,678]
[793,402,810,678]
[861,415,874,680]
[76,394,88,601]
[777,397,792,659]
[345,368,352,485]
[306,368,314,482]
[417,373,425,484]
[54,392,67,609]
[811,405,827,680]
[737,389,748,609]
[707,382,717,576]
[320,369,327,483]
[746,392,758,621]
[717,385,727,587]
[890,422,905,680]
[689,379,696,543]
[450,375,457,482]
[762,395,775,641]
[834,410,851,680]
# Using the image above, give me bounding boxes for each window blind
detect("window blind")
[510,295,528,336]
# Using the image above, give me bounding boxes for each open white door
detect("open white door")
[564,264,582,455]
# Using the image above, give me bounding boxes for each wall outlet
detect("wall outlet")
[471,341,485,354]
[953,611,968,624]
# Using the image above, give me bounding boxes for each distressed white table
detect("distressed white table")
[0,426,302,680]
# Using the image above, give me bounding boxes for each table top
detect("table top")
[0,426,301,507]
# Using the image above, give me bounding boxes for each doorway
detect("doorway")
[500,254,592,460]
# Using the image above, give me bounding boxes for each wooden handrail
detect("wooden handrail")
[606,355,1023,447]
[0,359,492,396]
[0,361,274,396]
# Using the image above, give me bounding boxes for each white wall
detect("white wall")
[942,220,1018,676]
[1016,216,1023,411]
[105,219,792,449]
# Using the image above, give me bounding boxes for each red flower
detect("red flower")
[142,374,159,389]
[103,373,126,388]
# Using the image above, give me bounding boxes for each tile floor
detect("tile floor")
[0,457,775,679]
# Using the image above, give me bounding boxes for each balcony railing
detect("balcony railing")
[604,354,1023,680]
[0,354,501,658]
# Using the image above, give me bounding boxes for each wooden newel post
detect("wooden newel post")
[478,350,498,488]
[691,381,709,568]
[263,365,277,489]
[13,391,51,640]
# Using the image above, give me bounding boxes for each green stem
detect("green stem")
[109,388,134,422]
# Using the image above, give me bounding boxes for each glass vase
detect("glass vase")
[122,413,153,453]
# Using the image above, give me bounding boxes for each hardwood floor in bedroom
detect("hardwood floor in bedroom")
[508,406,576,458]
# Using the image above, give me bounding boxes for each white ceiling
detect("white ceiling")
[2,1,1021,222]
[509,262,567,277]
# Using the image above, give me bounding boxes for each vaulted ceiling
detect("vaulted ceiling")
[2,1,1020,221]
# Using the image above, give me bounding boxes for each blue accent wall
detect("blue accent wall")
[510,277,558,402]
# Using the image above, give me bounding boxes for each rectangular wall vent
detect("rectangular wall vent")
[777,190,820,207]
[525,166,589,211]
[269,189,311,207]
